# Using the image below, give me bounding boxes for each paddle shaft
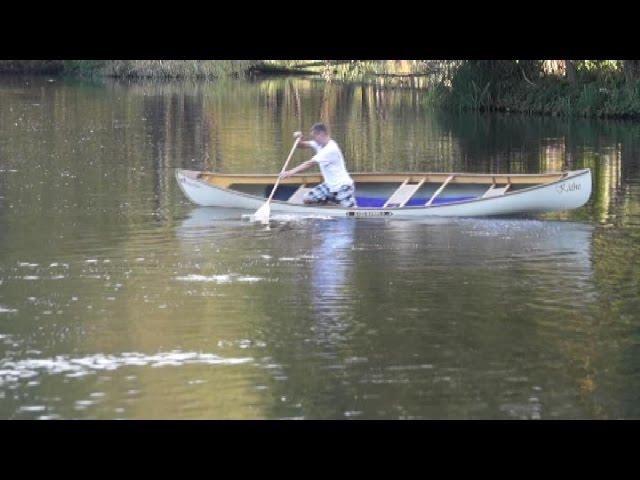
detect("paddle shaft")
[265,136,302,204]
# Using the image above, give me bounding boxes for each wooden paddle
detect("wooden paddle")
[250,135,302,224]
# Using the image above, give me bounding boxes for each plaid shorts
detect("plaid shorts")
[304,183,357,208]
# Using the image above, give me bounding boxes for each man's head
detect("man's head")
[310,122,330,146]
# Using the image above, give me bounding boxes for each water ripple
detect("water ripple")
[175,274,264,283]
[0,351,253,385]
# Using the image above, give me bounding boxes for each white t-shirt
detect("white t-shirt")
[307,139,353,191]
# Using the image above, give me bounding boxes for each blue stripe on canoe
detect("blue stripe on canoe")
[268,185,476,207]
[355,196,476,207]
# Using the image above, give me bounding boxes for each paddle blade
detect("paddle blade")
[250,202,271,224]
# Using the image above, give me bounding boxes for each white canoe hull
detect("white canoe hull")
[175,168,592,218]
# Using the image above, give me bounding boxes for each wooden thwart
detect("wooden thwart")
[482,179,511,198]
[383,178,426,208]
[426,175,454,206]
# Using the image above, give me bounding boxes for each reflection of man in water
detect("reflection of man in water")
[279,123,357,208]
[309,219,356,345]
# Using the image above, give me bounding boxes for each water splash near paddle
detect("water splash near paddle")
[245,135,302,224]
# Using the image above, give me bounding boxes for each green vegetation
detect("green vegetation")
[102,60,256,79]
[436,60,640,119]
[0,60,258,79]
[63,60,106,77]
[0,60,65,74]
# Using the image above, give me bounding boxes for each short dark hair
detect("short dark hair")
[310,122,328,135]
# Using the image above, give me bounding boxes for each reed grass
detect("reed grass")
[102,60,257,79]
[43,60,257,79]
[0,60,65,74]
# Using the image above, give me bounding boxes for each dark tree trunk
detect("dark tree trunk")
[623,60,640,85]
[565,60,577,85]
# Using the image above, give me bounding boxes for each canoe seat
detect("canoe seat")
[482,184,511,198]
[287,185,313,204]
[383,178,425,208]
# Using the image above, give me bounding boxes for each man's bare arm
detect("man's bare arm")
[293,131,314,149]
[279,132,317,178]
[280,159,317,178]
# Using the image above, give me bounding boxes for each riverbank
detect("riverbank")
[2,60,639,119]
[0,60,258,78]
[0,60,436,79]
[68,60,257,78]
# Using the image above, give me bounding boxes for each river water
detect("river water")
[0,75,638,419]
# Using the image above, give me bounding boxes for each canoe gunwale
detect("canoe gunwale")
[196,171,569,188]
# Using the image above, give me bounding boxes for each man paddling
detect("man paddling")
[280,123,357,208]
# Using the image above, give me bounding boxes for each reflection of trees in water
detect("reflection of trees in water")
[0,78,157,253]
[143,89,211,216]
[434,113,555,173]
[581,216,640,417]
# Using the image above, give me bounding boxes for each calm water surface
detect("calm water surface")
[0,76,639,419]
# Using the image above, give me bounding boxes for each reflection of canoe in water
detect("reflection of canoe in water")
[176,168,592,218]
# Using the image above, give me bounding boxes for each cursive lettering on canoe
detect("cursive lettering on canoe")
[556,182,581,194]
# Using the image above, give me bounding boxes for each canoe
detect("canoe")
[175,168,592,218]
